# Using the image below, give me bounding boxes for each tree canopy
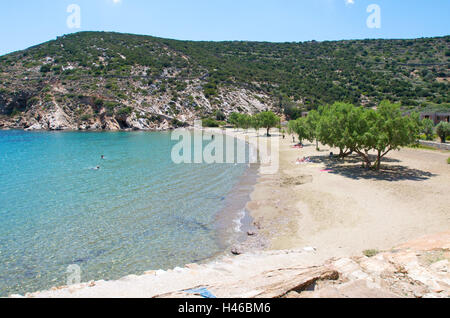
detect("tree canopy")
[288,101,421,170]
[258,111,281,136]
[228,111,280,136]
[421,118,435,141]
[436,121,450,143]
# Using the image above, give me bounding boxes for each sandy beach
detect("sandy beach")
[226,129,450,260]
[20,128,450,298]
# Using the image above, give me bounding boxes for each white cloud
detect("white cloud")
[112,0,122,4]
[345,0,355,5]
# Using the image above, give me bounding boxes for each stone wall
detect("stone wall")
[419,140,450,151]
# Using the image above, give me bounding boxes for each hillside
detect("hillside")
[0,32,449,130]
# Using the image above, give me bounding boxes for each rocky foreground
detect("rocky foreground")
[18,232,449,298]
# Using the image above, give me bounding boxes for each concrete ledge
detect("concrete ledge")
[419,140,450,150]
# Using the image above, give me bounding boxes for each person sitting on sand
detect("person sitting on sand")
[296,157,311,164]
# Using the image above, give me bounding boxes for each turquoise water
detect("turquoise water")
[0,130,250,296]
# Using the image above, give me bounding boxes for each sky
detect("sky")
[0,0,449,55]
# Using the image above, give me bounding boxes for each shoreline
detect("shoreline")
[207,128,269,256]
[242,130,450,255]
[203,128,449,260]
[9,128,450,297]
[4,128,262,297]
[0,127,177,132]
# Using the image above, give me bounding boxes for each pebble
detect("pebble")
[231,247,243,255]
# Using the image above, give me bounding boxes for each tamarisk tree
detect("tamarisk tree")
[436,121,450,143]
[288,117,309,143]
[367,101,420,170]
[251,114,262,136]
[258,111,281,137]
[421,118,435,141]
[228,112,241,130]
[317,103,358,158]
[237,114,252,131]
[288,100,421,170]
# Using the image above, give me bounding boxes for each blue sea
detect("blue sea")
[0,130,253,296]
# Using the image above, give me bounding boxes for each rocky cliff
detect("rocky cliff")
[0,32,279,131]
[0,82,274,131]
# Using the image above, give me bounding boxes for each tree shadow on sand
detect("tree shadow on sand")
[307,154,436,182]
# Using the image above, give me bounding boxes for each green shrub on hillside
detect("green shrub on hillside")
[39,64,51,73]
[2,31,443,110]
[214,110,226,121]
[117,107,133,116]
[80,114,91,121]
[10,108,22,117]
[1,32,450,123]
[202,118,221,128]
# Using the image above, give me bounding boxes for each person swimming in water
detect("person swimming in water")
[101,155,105,160]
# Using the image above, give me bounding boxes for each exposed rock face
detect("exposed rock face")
[0,90,35,115]
[291,232,450,299]
[0,85,276,131]
[1,32,288,132]
[47,106,72,130]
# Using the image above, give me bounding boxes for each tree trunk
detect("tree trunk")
[375,151,382,170]
[339,148,353,159]
[266,127,270,137]
[375,149,392,170]
[366,152,372,169]
[356,150,372,169]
